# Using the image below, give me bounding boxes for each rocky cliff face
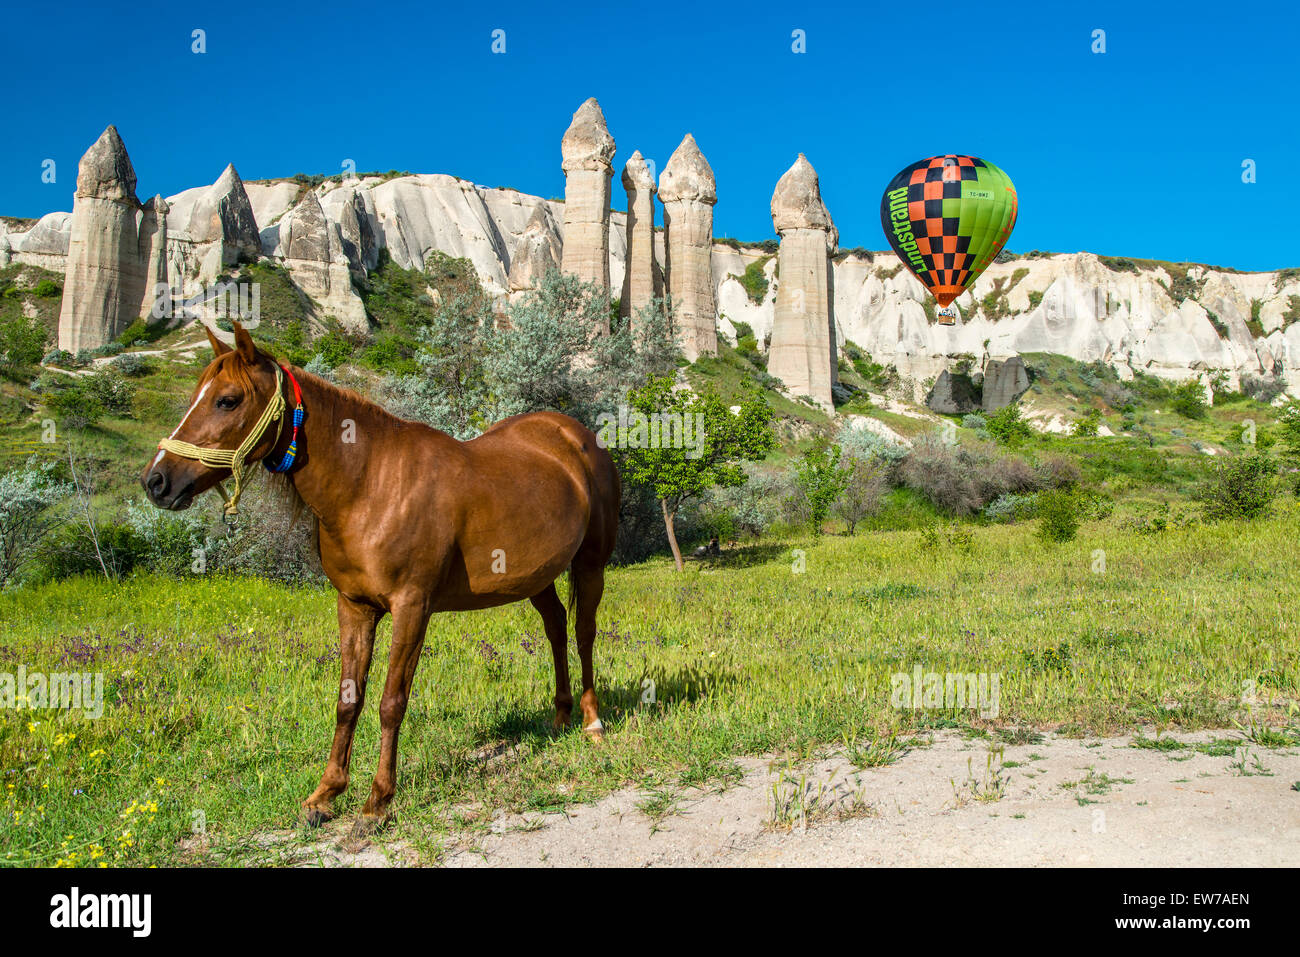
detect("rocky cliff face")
[13,152,1298,397]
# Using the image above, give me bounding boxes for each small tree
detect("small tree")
[616,378,775,571]
[834,455,887,534]
[384,293,493,438]
[794,442,850,536]
[0,460,72,587]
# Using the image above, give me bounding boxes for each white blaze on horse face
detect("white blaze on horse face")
[169,381,212,441]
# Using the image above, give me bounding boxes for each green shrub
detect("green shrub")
[1170,379,1207,419]
[0,311,49,368]
[115,317,172,347]
[985,403,1033,444]
[312,330,354,368]
[1036,488,1080,542]
[794,443,850,536]
[737,257,771,305]
[982,492,1038,523]
[1072,408,1101,437]
[1203,453,1277,521]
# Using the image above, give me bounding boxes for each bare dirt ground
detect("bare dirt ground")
[251,729,1300,867]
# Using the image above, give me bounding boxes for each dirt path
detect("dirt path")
[251,729,1300,867]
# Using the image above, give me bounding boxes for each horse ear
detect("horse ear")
[205,324,232,357]
[232,321,258,364]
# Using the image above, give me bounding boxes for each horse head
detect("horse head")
[142,321,287,512]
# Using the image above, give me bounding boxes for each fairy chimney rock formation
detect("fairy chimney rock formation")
[620,151,659,322]
[559,98,616,296]
[508,204,560,294]
[280,190,368,334]
[283,189,330,263]
[136,194,170,322]
[336,188,377,273]
[659,134,717,360]
[187,163,261,266]
[767,154,838,411]
[57,125,147,351]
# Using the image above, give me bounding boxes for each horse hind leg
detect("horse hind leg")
[569,562,606,742]
[529,584,573,730]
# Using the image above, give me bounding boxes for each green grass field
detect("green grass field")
[3,504,1297,866]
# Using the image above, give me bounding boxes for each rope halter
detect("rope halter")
[156,363,301,521]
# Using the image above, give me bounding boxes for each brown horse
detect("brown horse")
[142,321,620,830]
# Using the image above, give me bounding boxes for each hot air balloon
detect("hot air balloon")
[880,155,1017,325]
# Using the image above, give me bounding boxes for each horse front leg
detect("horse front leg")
[355,599,431,833]
[302,594,380,826]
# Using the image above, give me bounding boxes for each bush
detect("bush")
[111,352,150,377]
[920,522,974,554]
[43,349,74,367]
[901,434,980,515]
[900,436,1048,516]
[1126,501,1197,535]
[312,330,354,368]
[39,520,148,581]
[985,403,1033,443]
[737,257,771,305]
[1170,379,1207,419]
[0,312,49,369]
[1036,488,1080,542]
[961,413,987,431]
[1072,409,1101,437]
[1202,453,1277,521]
[836,423,909,475]
[794,443,849,536]
[41,368,136,428]
[700,466,778,542]
[0,461,73,586]
[1036,454,1081,488]
[834,456,888,534]
[982,493,1038,523]
[1075,489,1115,521]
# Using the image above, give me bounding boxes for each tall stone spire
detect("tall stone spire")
[767,154,838,411]
[57,125,146,352]
[620,150,658,324]
[135,194,170,323]
[559,97,616,297]
[187,163,261,266]
[659,134,717,360]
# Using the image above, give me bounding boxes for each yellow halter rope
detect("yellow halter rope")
[157,364,286,520]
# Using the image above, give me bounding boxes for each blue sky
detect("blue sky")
[2,0,1295,270]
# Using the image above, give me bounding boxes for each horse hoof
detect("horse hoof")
[302,807,332,828]
[350,814,385,839]
[584,718,605,744]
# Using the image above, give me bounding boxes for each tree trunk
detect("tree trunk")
[661,498,683,572]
